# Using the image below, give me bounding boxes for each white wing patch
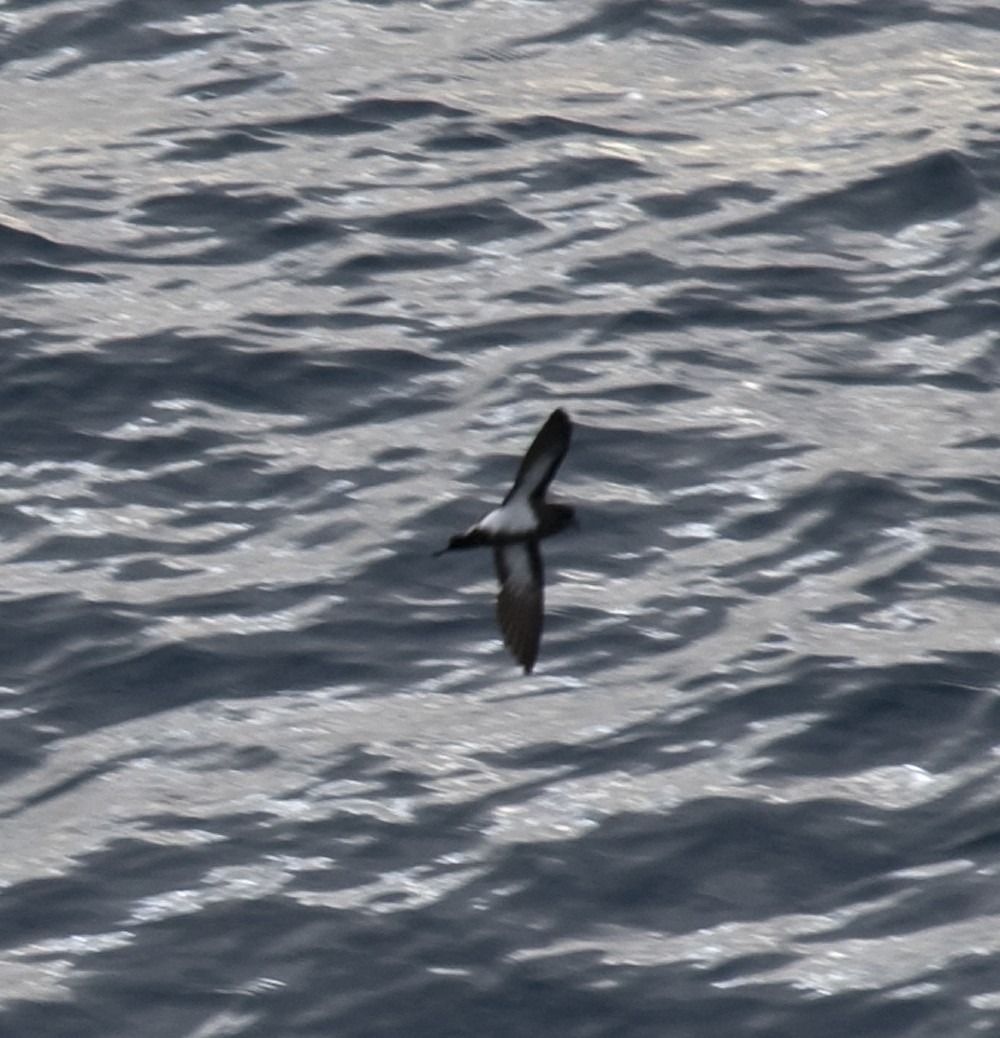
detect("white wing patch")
[477,498,535,536]
[512,455,553,500]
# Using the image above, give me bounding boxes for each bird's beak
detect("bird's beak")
[432,545,449,558]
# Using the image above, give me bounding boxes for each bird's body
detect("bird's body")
[436,408,575,673]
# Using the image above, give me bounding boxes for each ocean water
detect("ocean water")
[2,1,1000,1035]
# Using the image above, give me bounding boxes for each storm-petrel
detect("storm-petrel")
[436,408,575,673]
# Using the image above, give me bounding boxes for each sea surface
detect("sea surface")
[2,1,1000,1035]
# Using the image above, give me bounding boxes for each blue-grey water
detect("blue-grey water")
[2,2,1000,1035]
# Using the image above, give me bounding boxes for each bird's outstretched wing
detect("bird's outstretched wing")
[502,408,572,506]
[494,541,544,673]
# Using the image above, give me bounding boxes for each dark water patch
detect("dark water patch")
[817,558,939,621]
[1,751,144,818]
[703,950,799,984]
[637,181,774,220]
[721,150,979,238]
[195,742,283,772]
[804,300,1000,360]
[422,128,509,152]
[478,710,719,780]
[916,475,1000,510]
[966,131,1000,194]
[815,772,1000,940]
[114,558,202,582]
[501,285,575,305]
[592,425,805,498]
[0,874,112,952]
[0,0,232,75]
[121,463,289,519]
[636,592,739,650]
[434,313,588,352]
[0,341,212,457]
[319,249,461,287]
[0,593,142,687]
[495,113,694,145]
[99,425,232,470]
[291,344,447,396]
[514,0,686,45]
[0,718,49,782]
[134,186,296,230]
[128,185,343,263]
[262,98,471,142]
[978,232,1000,264]
[285,813,482,897]
[575,381,706,406]
[345,97,471,124]
[783,363,920,387]
[829,862,1000,941]
[592,293,819,340]
[651,342,762,372]
[15,195,114,221]
[36,184,118,202]
[24,590,427,734]
[921,327,1000,391]
[568,250,678,286]
[518,0,1000,48]
[0,330,444,448]
[265,111,386,137]
[366,200,543,243]
[493,799,904,930]
[522,155,654,193]
[680,651,846,712]
[780,291,998,350]
[138,582,328,623]
[940,775,1000,861]
[711,262,858,303]
[934,584,1000,606]
[0,219,103,265]
[0,262,108,293]
[0,826,270,957]
[515,0,813,47]
[26,639,306,735]
[535,221,621,255]
[311,757,431,806]
[173,72,284,101]
[934,543,1000,568]
[723,472,919,547]
[749,655,1000,777]
[242,308,429,336]
[161,129,285,162]
[953,434,1000,450]
[920,369,996,394]
[662,652,839,748]
[10,532,176,566]
[591,307,679,339]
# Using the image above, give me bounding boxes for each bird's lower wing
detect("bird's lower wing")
[493,542,544,673]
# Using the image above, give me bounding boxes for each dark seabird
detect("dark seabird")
[436,408,575,673]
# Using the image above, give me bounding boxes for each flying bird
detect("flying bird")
[436,408,575,673]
